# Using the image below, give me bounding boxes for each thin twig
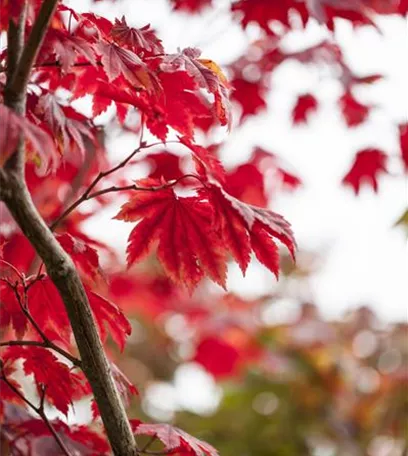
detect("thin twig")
[138,435,157,454]
[49,135,187,230]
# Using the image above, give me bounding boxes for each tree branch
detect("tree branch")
[1,2,138,454]
[6,0,59,104]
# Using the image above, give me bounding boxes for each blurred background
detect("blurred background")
[61,0,407,454]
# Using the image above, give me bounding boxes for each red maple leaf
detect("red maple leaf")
[292,93,318,124]
[96,41,159,92]
[0,104,59,174]
[86,290,132,351]
[231,77,268,121]
[339,91,370,127]
[6,417,110,455]
[205,184,296,277]
[145,151,185,181]
[38,27,96,72]
[2,346,87,416]
[57,233,102,281]
[32,93,94,164]
[179,138,226,183]
[194,336,240,378]
[225,164,267,207]
[152,70,213,140]
[26,276,72,344]
[342,148,388,194]
[26,276,130,349]
[231,0,308,34]
[132,422,218,456]
[110,17,163,55]
[160,48,231,127]
[114,183,227,291]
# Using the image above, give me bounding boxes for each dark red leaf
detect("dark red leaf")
[115,184,227,292]
[292,93,318,124]
[339,91,370,127]
[3,346,87,416]
[57,233,102,281]
[132,422,218,456]
[97,42,158,92]
[342,148,388,194]
[85,290,132,352]
[194,336,240,378]
[0,104,59,175]
[111,17,163,54]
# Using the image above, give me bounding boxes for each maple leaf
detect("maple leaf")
[33,93,94,164]
[77,12,114,40]
[110,17,163,55]
[0,282,27,340]
[146,151,185,181]
[231,77,268,121]
[194,336,240,378]
[292,93,318,124]
[231,0,308,34]
[132,422,218,456]
[204,184,296,277]
[0,104,59,174]
[225,164,267,207]
[97,42,159,92]
[157,70,213,139]
[342,148,388,194]
[26,276,130,349]
[160,48,231,127]
[111,362,138,404]
[399,123,408,171]
[57,233,101,281]
[26,276,72,344]
[3,346,87,416]
[114,183,227,291]
[6,416,110,455]
[38,28,96,72]
[86,290,132,351]
[339,91,370,127]
[179,138,226,183]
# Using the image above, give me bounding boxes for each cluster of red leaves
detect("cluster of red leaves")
[231,0,408,34]
[1,0,406,455]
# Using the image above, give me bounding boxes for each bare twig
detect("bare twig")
[138,435,157,454]
[49,133,189,230]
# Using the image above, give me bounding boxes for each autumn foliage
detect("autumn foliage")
[0,0,407,455]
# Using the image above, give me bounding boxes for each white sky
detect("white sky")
[67,0,408,322]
